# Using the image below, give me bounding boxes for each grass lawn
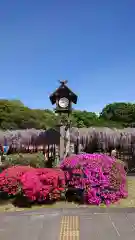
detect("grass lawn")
[110,176,135,208]
[0,176,135,212]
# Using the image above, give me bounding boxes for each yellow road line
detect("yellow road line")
[59,216,79,240]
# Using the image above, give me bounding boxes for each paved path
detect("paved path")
[0,208,135,239]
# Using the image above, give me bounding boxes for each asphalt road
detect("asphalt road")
[0,208,135,240]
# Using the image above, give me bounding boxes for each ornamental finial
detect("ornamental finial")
[59,80,68,85]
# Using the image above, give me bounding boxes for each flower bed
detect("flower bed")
[60,153,128,205]
[0,153,128,206]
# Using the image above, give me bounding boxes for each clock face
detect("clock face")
[59,97,69,108]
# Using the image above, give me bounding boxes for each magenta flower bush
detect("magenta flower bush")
[60,153,128,205]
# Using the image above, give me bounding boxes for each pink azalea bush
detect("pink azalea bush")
[60,153,128,205]
[0,166,65,202]
[0,166,34,195]
[20,168,65,202]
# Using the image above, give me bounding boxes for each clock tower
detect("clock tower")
[49,80,77,114]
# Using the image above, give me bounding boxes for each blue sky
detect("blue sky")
[0,0,135,113]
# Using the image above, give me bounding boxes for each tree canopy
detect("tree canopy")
[100,102,135,127]
[0,99,135,130]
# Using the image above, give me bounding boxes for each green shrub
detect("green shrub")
[3,152,46,168]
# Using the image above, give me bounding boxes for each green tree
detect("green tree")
[100,102,135,125]
[0,100,56,130]
[0,99,135,130]
[72,110,98,128]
